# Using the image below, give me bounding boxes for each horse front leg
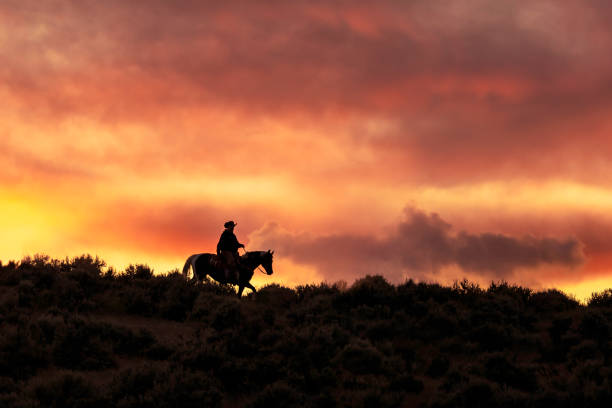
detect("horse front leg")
[245,282,256,293]
[237,285,245,298]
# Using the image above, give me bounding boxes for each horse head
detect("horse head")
[261,250,274,275]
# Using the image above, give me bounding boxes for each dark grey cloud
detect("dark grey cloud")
[250,207,585,283]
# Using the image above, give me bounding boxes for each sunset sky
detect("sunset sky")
[2,0,612,299]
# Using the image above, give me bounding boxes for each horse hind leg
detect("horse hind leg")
[191,255,206,283]
[182,255,195,279]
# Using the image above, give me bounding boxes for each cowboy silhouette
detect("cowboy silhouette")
[216,220,245,282]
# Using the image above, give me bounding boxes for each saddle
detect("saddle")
[211,254,243,272]
[210,254,225,270]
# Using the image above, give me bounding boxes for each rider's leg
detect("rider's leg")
[233,253,242,282]
[222,251,236,282]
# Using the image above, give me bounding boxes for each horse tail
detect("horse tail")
[182,255,196,279]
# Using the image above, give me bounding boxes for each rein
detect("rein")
[241,247,269,275]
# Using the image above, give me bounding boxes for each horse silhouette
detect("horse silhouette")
[182,250,274,297]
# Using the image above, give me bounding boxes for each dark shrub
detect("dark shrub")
[160,369,222,408]
[580,310,611,343]
[0,376,16,394]
[483,354,538,392]
[529,289,579,313]
[122,264,154,280]
[420,312,458,340]
[111,367,223,408]
[296,282,342,302]
[247,382,302,408]
[338,275,395,307]
[216,358,253,393]
[159,277,198,321]
[361,389,403,408]
[439,370,469,393]
[575,360,605,386]
[487,281,531,305]
[9,253,612,408]
[427,355,450,378]
[254,284,297,308]
[107,326,156,356]
[120,287,154,316]
[212,298,243,330]
[52,320,115,370]
[390,374,424,393]
[469,323,511,351]
[55,278,86,310]
[0,261,19,285]
[310,392,337,408]
[32,374,104,408]
[433,380,494,408]
[61,255,106,296]
[110,367,157,402]
[53,334,114,371]
[17,280,35,307]
[549,316,573,341]
[453,279,484,298]
[569,340,599,362]
[0,326,48,379]
[335,341,384,375]
[190,292,214,321]
[588,289,612,308]
[454,381,494,407]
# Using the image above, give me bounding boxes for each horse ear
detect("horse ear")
[270,250,274,255]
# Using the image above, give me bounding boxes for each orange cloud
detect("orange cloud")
[3,0,612,299]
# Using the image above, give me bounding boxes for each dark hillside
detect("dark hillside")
[1,255,612,407]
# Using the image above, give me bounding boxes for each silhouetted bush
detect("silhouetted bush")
[158,275,198,321]
[52,324,115,370]
[588,289,612,308]
[122,264,154,280]
[4,254,612,407]
[31,374,104,408]
[109,366,222,408]
[580,310,611,343]
[483,354,538,392]
[337,275,395,307]
[427,355,450,378]
[335,341,384,375]
[212,298,243,331]
[253,284,297,308]
[0,325,48,379]
[529,289,580,313]
[431,379,494,408]
[247,382,302,408]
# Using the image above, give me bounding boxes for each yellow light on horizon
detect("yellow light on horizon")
[0,190,82,261]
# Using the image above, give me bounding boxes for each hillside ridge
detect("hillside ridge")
[2,254,612,407]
